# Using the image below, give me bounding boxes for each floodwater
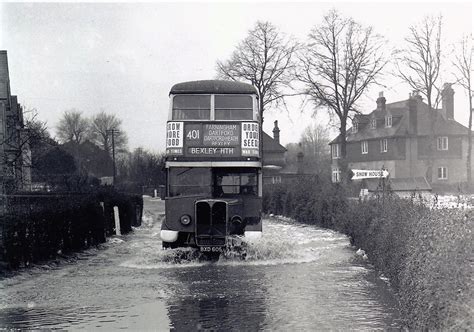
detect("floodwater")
[0,197,401,330]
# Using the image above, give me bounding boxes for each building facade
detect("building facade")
[329,85,474,189]
[0,50,31,193]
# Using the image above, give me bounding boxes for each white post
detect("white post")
[154,189,157,198]
[113,206,121,236]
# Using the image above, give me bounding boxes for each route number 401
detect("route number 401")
[187,129,200,140]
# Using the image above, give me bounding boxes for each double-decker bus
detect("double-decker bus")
[160,80,263,251]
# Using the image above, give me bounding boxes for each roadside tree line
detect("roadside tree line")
[24,109,164,194]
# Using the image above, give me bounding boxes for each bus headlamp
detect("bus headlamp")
[231,215,243,225]
[180,214,192,225]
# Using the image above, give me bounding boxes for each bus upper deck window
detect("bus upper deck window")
[215,95,253,120]
[172,95,211,120]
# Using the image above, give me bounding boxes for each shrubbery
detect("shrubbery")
[263,177,473,330]
[0,190,143,270]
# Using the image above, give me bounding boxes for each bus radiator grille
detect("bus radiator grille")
[195,201,227,246]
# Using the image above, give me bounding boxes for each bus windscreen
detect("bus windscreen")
[215,95,253,120]
[172,95,211,120]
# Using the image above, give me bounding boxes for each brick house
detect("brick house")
[0,50,31,193]
[329,84,474,189]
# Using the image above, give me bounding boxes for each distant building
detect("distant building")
[329,85,474,190]
[262,120,287,185]
[0,50,31,193]
[262,120,309,186]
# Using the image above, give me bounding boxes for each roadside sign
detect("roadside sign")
[351,169,389,180]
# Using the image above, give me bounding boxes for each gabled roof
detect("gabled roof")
[330,98,472,144]
[263,131,287,153]
[170,80,257,95]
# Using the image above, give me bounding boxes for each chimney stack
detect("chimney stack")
[408,93,418,135]
[376,91,386,111]
[273,120,280,144]
[442,83,454,120]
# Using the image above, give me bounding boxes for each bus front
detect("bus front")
[160,80,263,250]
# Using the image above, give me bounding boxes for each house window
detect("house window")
[380,139,388,153]
[370,118,377,129]
[331,144,341,159]
[271,176,282,184]
[361,140,368,154]
[385,115,392,128]
[437,167,448,180]
[437,137,448,150]
[332,167,341,183]
[352,121,358,133]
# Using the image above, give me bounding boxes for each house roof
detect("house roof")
[365,177,432,192]
[170,80,257,95]
[330,98,472,144]
[263,131,287,153]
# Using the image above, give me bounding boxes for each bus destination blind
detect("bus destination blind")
[166,122,259,158]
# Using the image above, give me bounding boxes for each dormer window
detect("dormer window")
[352,121,359,133]
[370,118,377,129]
[385,115,392,128]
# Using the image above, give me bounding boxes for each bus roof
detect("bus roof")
[170,80,257,95]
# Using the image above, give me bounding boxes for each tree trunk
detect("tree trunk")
[427,96,435,183]
[467,94,473,186]
[259,97,265,124]
[339,118,349,182]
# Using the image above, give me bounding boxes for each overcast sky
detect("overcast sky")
[0,1,472,152]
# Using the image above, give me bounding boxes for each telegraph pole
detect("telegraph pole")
[106,129,118,185]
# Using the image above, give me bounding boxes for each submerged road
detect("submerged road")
[0,197,400,330]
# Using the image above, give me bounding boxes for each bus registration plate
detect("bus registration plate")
[200,246,222,253]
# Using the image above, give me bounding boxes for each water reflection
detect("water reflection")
[165,264,268,330]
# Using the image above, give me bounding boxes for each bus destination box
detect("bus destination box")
[166,121,260,158]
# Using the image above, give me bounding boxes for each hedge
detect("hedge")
[263,176,473,330]
[0,190,143,270]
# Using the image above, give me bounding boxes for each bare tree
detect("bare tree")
[453,35,473,185]
[300,123,331,162]
[397,15,443,110]
[0,106,51,192]
[89,110,127,154]
[396,15,443,183]
[297,10,388,178]
[216,21,298,121]
[56,110,89,144]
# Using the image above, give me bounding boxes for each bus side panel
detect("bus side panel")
[164,197,199,232]
[243,196,262,231]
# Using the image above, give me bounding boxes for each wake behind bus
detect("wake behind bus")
[160,80,263,252]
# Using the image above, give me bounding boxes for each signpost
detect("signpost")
[353,169,390,201]
[351,169,389,180]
